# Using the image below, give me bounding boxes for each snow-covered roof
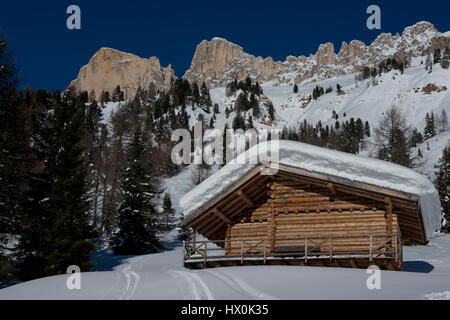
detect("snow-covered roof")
[180,141,441,240]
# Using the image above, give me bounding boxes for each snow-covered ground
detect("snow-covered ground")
[1,232,450,300]
[3,53,447,300]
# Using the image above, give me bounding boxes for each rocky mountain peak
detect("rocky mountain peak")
[183,21,448,88]
[68,48,175,100]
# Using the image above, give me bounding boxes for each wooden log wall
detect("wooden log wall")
[229,176,400,256]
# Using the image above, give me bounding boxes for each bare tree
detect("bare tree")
[438,108,449,133]
[375,106,413,168]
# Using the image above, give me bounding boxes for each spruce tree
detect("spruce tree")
[177,212,188,241]
[162,192,176,230]
[232,112,245,131]
[112,86,123,102]
[435,146,450,232]
[424,112,437,139]
[293,84,299,94]
[112,124,160,255]
[0,32,23,280]
[266,101,275,122]
[17,92,94,280]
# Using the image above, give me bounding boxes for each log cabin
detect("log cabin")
[180,141,441,271]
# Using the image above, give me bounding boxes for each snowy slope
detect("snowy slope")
[260,59,450,131]
[2,233,450,300]
[414,131,450,180]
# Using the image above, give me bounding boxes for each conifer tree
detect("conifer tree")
[434,48,442,65]
[162,192,176,230]
[435,146,450,232]
[424,112,437,140]
[112,85,123,102]
[17,92,94,280]
[232,112,245,131]
[440,47,450,69]
[266,101,275,122]
[177,212,188,241]
[293,84,299,94]
[364,121,371,137]
[0,32,24,279]
[112,124,160,255]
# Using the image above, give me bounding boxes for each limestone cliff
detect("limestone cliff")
[184,22,448,87]
[68,48,174,99]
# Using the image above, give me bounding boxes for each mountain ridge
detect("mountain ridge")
[67,21,450,97]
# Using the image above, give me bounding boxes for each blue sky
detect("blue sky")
[1,0,449,91]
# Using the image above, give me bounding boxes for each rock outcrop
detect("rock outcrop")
[68,22,449,96]
[184,21,448,87]
[68,48,175,100]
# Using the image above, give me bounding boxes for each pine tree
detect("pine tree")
[232,112,245,131]
[86,100,100,134]
[177,212,188,241]
[17,92,94,280]
[424,112,437,139]
[0,32,23,280]
[162,192,176,230]
[112,124,161,255]
[433,48,442,65]
[364,121,371,137]
[200,82,212,113]
[410,128,424,147]
[293,84,299,94]
[112,85,123,102]
[441,47,450,69]
[191,82,200,105]
[435,146,450,232]
[266,101,275,122]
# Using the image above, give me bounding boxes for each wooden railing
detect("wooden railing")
[182,234,401,268]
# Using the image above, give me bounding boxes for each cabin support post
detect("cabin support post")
[203,242,207,267]
[263,239,267,264]
[329,237,333,261]
[241,240,244,264]
[182,240,186,267]
[269,203,276,253]
[385,197,393,234]
[192,230,196,253]
[369,235,373,262]
[305,238,308,263]
[225,224,231,255]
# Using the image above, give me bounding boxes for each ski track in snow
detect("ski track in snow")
[171,270,215,300]
[117,258,141,300]
[206,269,278,300]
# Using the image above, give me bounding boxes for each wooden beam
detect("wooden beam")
[213,208,231,225]
[385,196,393,234]
[238,190,255,208]
[327,182,336,196]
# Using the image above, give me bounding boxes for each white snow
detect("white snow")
[2,233,450,299]
[180,140,441,240]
